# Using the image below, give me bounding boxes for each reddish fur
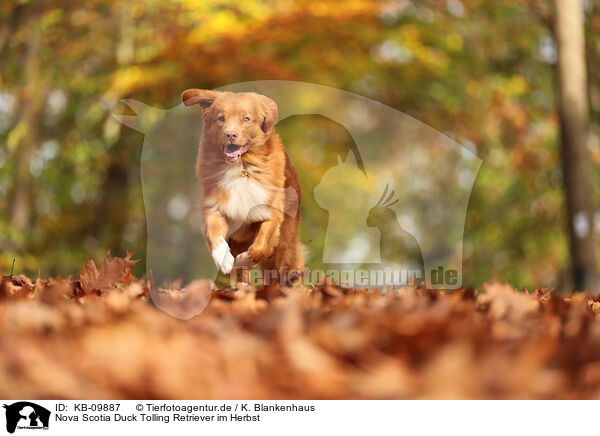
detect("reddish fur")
[182,89,304,296]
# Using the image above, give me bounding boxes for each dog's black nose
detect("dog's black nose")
[225,130,238,142]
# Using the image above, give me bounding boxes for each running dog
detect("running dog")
[182,89,304,294]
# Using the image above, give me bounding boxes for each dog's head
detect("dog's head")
[182,89,278,163]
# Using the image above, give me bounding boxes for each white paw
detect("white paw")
[212,240,235,274]
[236,251,258,267]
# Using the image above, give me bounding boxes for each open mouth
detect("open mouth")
[222,143,249,163]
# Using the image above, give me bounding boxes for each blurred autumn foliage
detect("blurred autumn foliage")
[2,0,600,288]
[3,254,600,399]
[5,0,600,402]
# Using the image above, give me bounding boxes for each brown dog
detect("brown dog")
[182,89,304,294]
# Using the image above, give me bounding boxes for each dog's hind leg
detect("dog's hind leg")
[256,257,283,300]
[273,215,305,291]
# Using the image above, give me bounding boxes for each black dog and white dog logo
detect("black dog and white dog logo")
[3,402,50,433]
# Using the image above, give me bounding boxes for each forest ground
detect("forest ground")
[2,253,600,399]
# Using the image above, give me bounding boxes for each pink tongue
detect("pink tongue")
[224,144,248,161]
[225,149,243,158]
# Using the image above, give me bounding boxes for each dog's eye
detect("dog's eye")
[218,116,225,122]
[243,116,250,122]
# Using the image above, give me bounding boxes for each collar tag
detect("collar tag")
[240,169,249,177]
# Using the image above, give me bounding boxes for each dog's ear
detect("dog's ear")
[258,95,278,134]
[181,89,218,108]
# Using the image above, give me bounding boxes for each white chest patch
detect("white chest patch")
[217,165,272,228]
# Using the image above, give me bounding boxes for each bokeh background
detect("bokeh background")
[1,0,600,290]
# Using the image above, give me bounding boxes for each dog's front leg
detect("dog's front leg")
[204,211,234,274]
[245,210,284,264]
[236,191,285,266]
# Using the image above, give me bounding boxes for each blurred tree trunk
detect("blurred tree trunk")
[94,4,134,253]
[554,0,597,290]
[9,15,45,232]
[0,3,23,71]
